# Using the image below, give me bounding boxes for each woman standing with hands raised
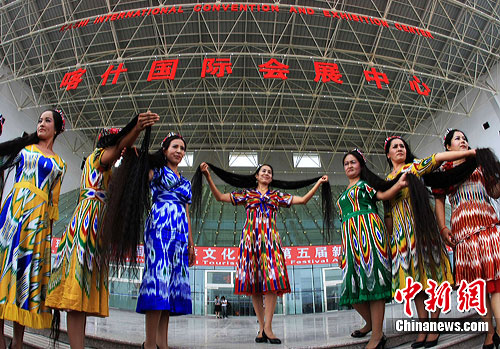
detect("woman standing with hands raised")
[193,162,332,345]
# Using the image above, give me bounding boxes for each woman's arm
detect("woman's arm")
[435,195,455,247]
[100,111,159,167]
[434,149,476,165]
[291,175,328,205]
[186,204,196,267]
[376,173,407,201]
[200,162,232,203]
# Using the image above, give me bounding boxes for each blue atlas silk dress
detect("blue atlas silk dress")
[136,166,192,315]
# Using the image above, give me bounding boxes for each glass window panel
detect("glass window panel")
[207,271,232,285]
[323,267,342,282]
[293,266,313,292]
[293,153,321,168]
[229,152,258,167]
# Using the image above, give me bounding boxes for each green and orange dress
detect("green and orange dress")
[336,180,392,305]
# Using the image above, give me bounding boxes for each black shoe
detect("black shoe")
[411,340,426,348]
[494,331,500,346]
[375,335,387,349]
[263,330,281,345]
[255,331,267,343]
[351,328,372,338]
[141,344,160,349]
[424,334,440,348]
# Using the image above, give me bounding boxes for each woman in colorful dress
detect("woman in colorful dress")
[433,129,500,349]
[197,162,330,344]
[130,133,195,349]
[0,110,66,349]
[338,149,407,349]
[45,111,159,349]
[384,136,476,348]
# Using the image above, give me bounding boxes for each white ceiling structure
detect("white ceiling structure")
[1,0,499,173]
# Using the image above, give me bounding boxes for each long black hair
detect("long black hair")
[80,116,140,170]
[102,131,186,268]
[342,150,402,193]
[191,162,334,242]
[383,137,448,272]
[0,109,64,198]
[384,136,447,268]
[423,129,500,192]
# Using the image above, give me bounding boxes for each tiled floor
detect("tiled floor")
[57,296,480,348]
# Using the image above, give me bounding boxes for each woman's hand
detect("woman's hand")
[136,110,160,131]
[441,227,456,248]
[200,162,210,178]
[188,246,196,267]
[318,175,328,184]
[397,172,408,189]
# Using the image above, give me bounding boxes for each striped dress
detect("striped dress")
[434,164,500,285]
[231,189,292,296]
[386,155,453,295]
[336,180,392,305]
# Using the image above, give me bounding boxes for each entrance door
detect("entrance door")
[322,267,343,311]
[204,270,285,315]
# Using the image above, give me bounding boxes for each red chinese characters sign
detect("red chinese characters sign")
[51,238,340,267]
[60,59,431,96]
[192,245,341,267]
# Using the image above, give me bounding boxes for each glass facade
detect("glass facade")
[108,264,345,315]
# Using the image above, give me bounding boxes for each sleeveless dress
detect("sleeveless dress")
[386,155,453,294]
[336,180,391,305]
[136,166,192,315]
[46,148,110,317]
[433,164,500,289]
[0,145,65,328]
[230,189,292,296]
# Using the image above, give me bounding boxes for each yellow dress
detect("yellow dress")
[46,148,110,317]
[386,154,453,295]
[0,145,65,328]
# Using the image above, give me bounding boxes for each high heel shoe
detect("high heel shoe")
[411,338,426,348]
[372,334,387,349]
[255,330,267,343]
[351,328,372,338]
[492,331,500,349]
[262,330,281,345]
[424,334,440,348]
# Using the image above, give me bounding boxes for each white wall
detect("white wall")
[0,64,93,199]
[409,63,500,157]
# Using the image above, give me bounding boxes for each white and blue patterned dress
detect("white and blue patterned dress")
[136,166,192,315]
